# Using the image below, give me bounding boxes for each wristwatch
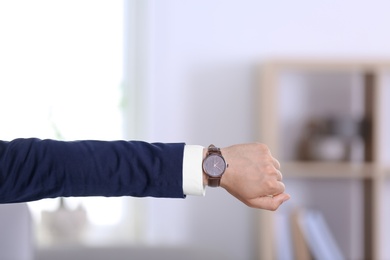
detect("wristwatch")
[202,144,227,187]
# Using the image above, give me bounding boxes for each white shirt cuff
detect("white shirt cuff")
[183,145,205,196]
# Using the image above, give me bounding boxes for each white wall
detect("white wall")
[146,0,390,141]
[136,1,390,259]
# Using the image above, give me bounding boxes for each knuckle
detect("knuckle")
[260,144,269,153]
[256,143,269,153]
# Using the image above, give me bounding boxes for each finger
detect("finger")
[248,193,291,210]
[265,167,283,181]
[272,157,281,169]
[275,169,283,181]
[262,179,285,196]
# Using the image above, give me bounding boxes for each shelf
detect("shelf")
[282,161,378,179]
[262,59,390,71]
[258,59,390,260]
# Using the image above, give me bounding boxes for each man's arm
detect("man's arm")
[0,138,185,203]
[0,139,289,210]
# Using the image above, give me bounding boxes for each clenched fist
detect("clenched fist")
[204,143,290,210]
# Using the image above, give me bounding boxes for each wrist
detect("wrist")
[202,148,208,186]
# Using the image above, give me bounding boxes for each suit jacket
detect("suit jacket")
[0,138,185,203]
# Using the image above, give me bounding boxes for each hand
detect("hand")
[207,143,290,210]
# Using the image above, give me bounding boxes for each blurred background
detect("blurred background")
[1,0,390,259]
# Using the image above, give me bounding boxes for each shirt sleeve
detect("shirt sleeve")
[182,145,206,196]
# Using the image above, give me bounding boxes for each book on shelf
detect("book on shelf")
[290,208,345,260]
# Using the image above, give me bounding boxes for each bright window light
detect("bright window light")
[0,0,127,241]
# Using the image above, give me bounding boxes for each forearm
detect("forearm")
[0,138,185,203]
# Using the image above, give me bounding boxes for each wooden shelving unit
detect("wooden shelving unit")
[257,60,390,260]
[283,162,376,179]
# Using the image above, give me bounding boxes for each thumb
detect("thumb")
[248,193,291,211]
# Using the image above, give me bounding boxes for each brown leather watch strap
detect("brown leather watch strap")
[208,177,221,187]
[208,144,220,154]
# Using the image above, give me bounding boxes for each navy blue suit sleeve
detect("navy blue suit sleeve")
[0,138,185,203]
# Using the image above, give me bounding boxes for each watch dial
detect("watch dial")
[203,154,226,177]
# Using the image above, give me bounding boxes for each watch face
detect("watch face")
[203,154,226,177]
